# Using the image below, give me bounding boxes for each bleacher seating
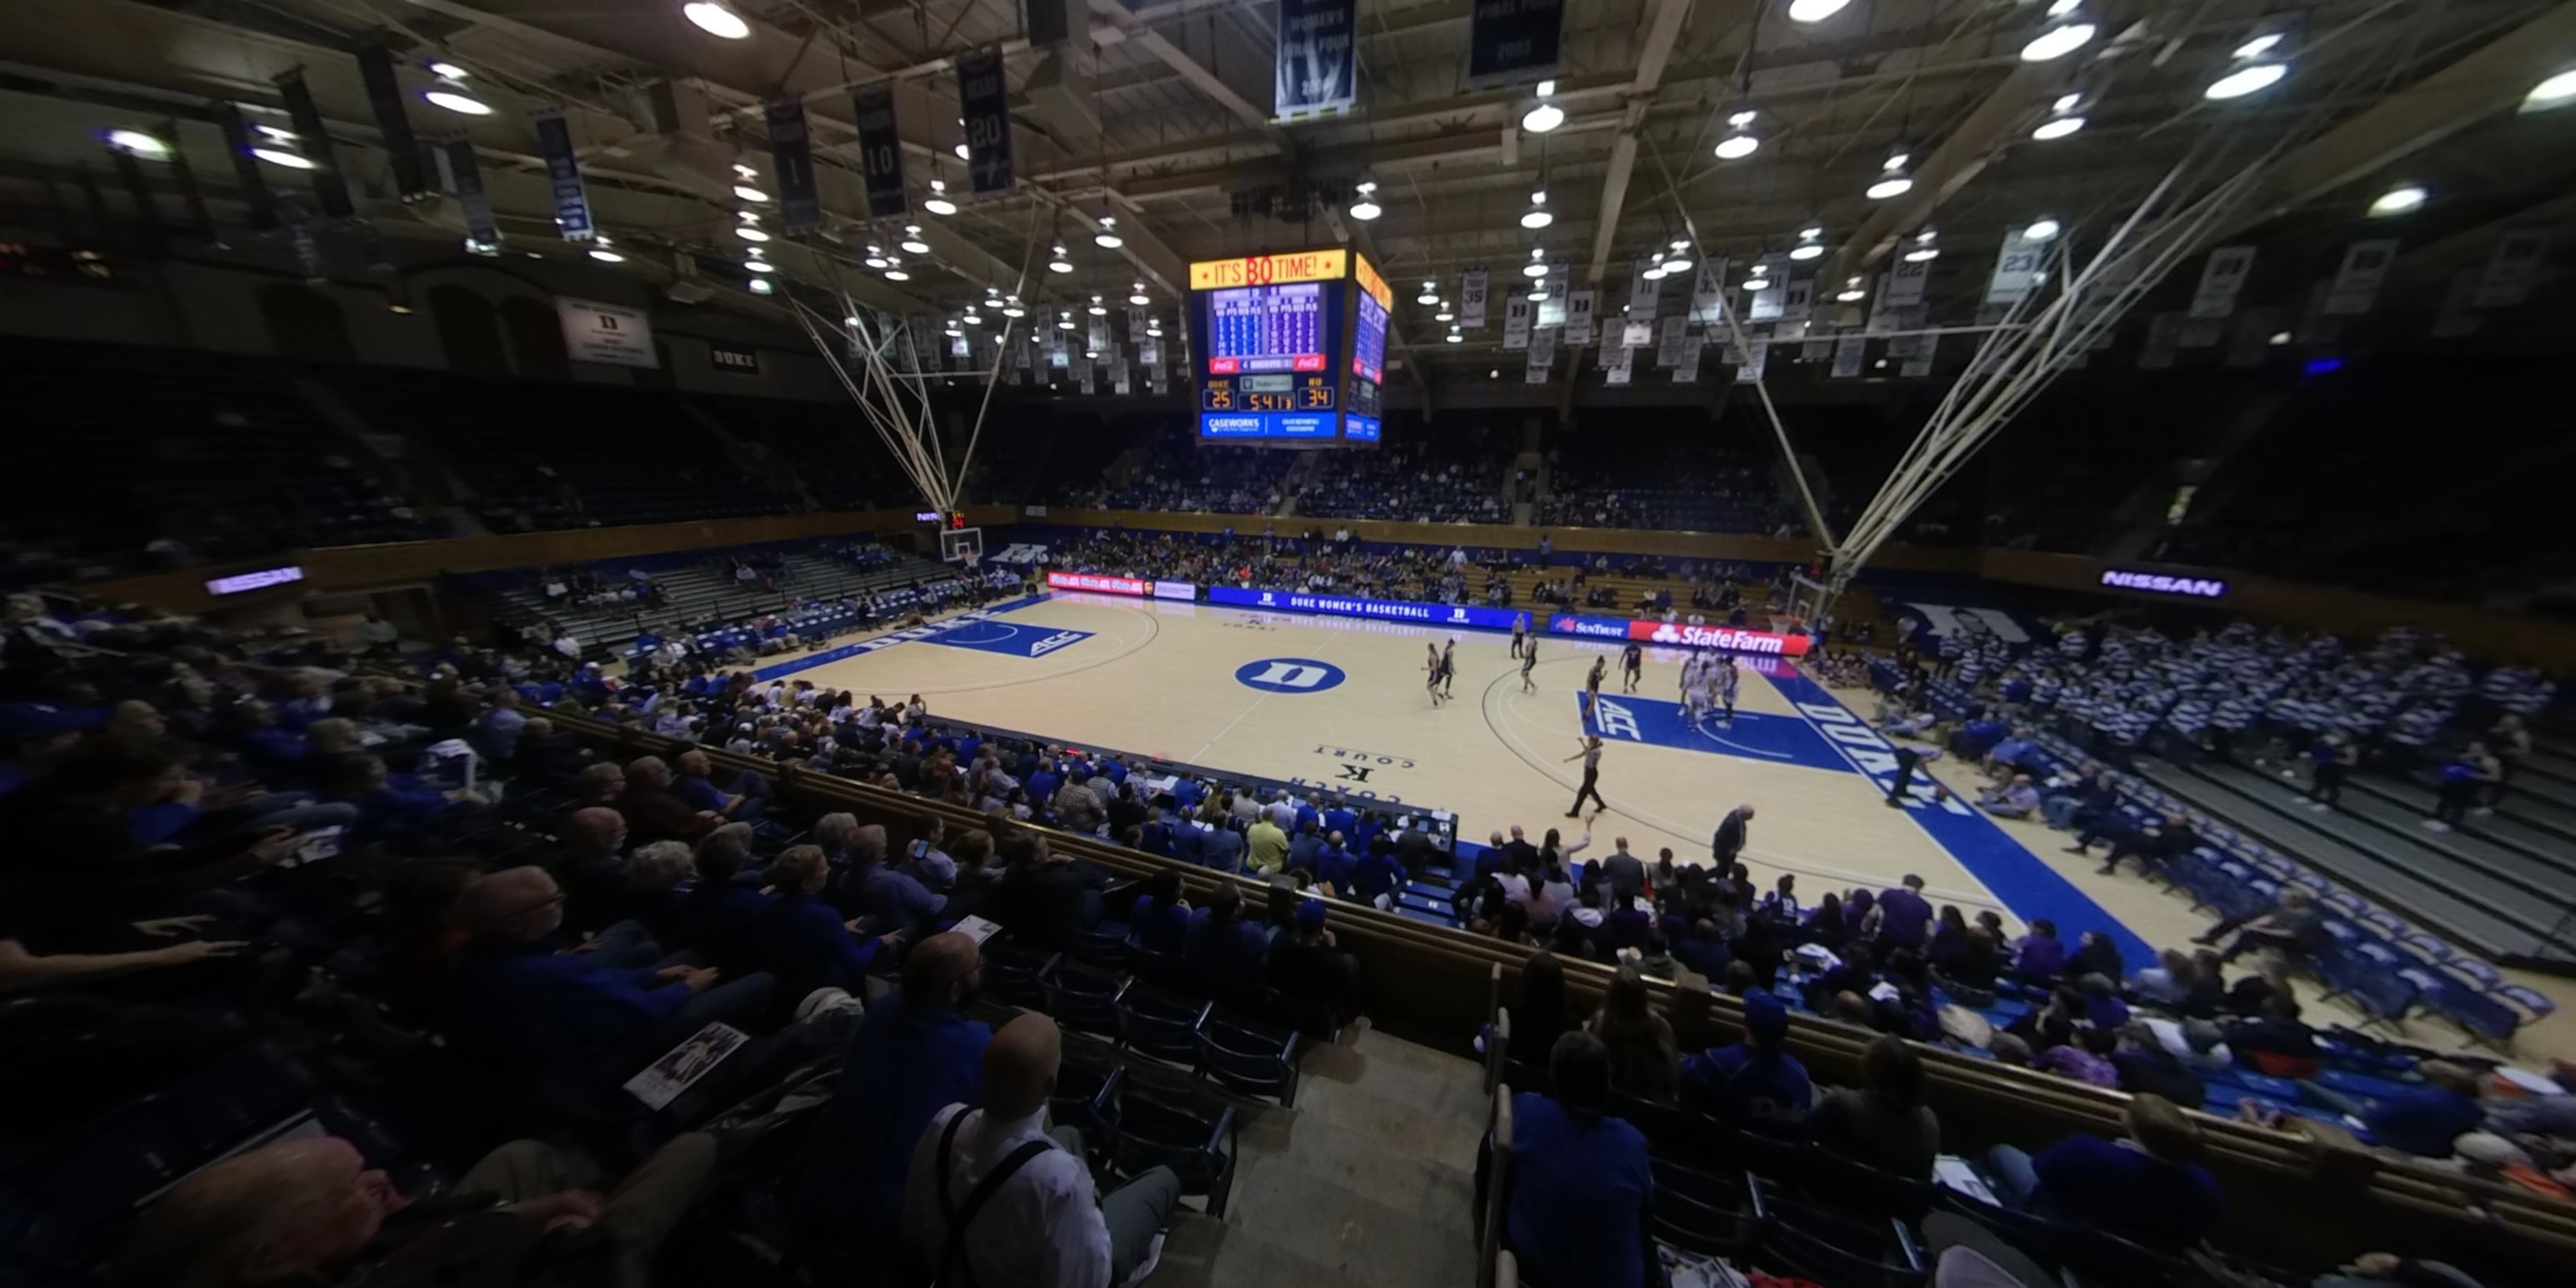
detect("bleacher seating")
[1541,410,1794,535]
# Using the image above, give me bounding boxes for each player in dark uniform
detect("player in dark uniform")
[1441,639,1459,698]
[1717,656,1741,725]
[1520,637,1539,692]
[1620,641,1643,694]
[1585,655,1607,713]
[1426,641,1446,708]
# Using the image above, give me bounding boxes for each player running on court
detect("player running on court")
[1584,655,1607,713]
[1520,637,1539,692]
[1620,641,1643,694]
[1425,642,1446,707]
[1441,639,1459,698]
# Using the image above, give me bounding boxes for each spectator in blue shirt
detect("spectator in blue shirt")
[1286,819,1325,875]
[670,747,771,822]
[1679,989,1813,1130]
[1314,830,1358,895]
[1496,1030,1657,1288]
[784,930,991,1247]
[1200,818,1249,874]
[1182,882,1269,997]
[1983,1094,2223,1251]
[2301,1061,2486,1158]
[471,690,527,763]
[755,846,899,1002]
[669,825,772,972]
[1127,867,1191,955]
[2012,919,2068,982]
[846,820,946,935]
[1875,874,1934,950]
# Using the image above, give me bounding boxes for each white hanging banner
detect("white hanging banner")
[1749,280,1785,322]
[1502,297,1532,349]
[1985,229,2048,306]
[1087,316,1110,351]
[1462,268,1491,329]
[2138,312,2183,369]
[1530,325,1556,366]
[2189,246,2257,319]
[1885,257,1930,308]
[2433,271,2484,338]
[1525,352,1551,383]
[1692,259,1727,322]
[1830,335,1866,377]
[1140,336,1162,367]
[1537,297,1566,328]
[1899,331,1939,378]
[1780,278,1813,326]
[1564,290,1595,344]
[949,333,969,358]
[1656,316,1689,365]
[1865,277,1898,336]
[1629,261,1660,314]
[1674,333,1702,383]
[2323,239,2400,315]
[1741,340,1769,382]
[1126,306,1149,340]
[1620,319,1655,348]
[1605,343,1634,385]
[1113,364,1133,394]
[1015,335,1033,369]
[1147,365,1167,394]
[2472,230,2549,308]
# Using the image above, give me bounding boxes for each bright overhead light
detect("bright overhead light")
[1047,243,1074,273]
[428,61,469,80]
[900,229,930,254]
[1444,330,1463,343]
[733,184,769,203]
[2021,20,2096,63]
[2268,330,2292,346]
[1349,197,1381,221]
[1523,261,1549,278]
[2523,69,2576,110]
[736,225,770,242]
[1882,153,1910,172]
[2235,33,2285,60]
[1058,317,1076,330]
[1788,0,1853,21]
[424,89,494,116]
[1436,308,1454,321]
[1417,286,1440,304]
[2206,61,2288,100]
[2368,184,2427,216]
[1714,132,1759,160]
[744,258,773,272]
[1087,297,1108,316]
[1663,255,1692,273]
[1866,175,1913,200]
[1002,304,1026,318]
[1903,247,1940,263]
[2053,92,2084,114]
[884,269,910,281]
[1742,271,1772,291]
[1789,243,1824,261]
[1521,207,1554,229]
[1836,286,1866,303]
[1642,266,1668,281]
[105,129,169,158]
[2024,217,2062,242]
[589,247,625,264]
[1528,285,1548,300]
[1130,293,1151,306]
[1095,215,1124,247]
[682,3,752,40]
[2032,114,2086,141]
[864,255,888,269]
[925,180,957,215]
[251,147,314,169]
[953,142,970,159]
[733,163,758,180]
[1522,80,1563,133]
[748,277,773,295]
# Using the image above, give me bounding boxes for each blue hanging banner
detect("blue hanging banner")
[274,69,355,219]
[531,108,596,242]
[1466,0,1564,86]
[443,138,500,249]
[353,46,432,202]
[764,98,822,230]
[852,86,908,219]
[1274,0,1358,119]
[956,49,1014,197]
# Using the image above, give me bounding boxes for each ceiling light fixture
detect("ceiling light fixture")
[1788,0,1853,21]
[1522,79,1565,134]
[1528,284,1549,300]
[1790,226,1825,261]
[2033,114,2085,141]
[924,180,957,215]
[2235,33,2285,60]
[105,129,169,158]
[428,60,469,80]
[1094,214,1124,247]
[1347,180,1381,222]
[1521,189,1552,229]
[1835,275,1866,303]
[884,268,910,281]
[424,80,493,116]
[900,225,930,254]
[736,225,769,242]
[1436,307,1455,322]
[2206,42,2290,101]
[1742,267,1773,291]
[1047,243,1074,274]
[1087,294,1108,316]
[2522,69,2576,111]
[681,3,752,40]
[1445,329,1463,344]
[2023,217,2062,242]
[1866,152,1913,199]
[744,258,773,273]
[748,277,773,295]
[2268,330,2292,346]
[1418,280,1440,305]
[2021,12,2098,63]
[733,183,769,203]
[1130,281,1151,305]
[251,145,315,169]
[589,247,625,264]
[1714,108,1760,159]
[2368,184,2426,216]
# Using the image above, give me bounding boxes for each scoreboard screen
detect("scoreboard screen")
[1189,248,1384,445]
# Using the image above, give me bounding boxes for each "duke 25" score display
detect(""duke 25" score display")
[1188,248,1389,445]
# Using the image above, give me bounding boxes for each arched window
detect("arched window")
[258,284,354,364]
[499,295,571,381]
[428,285,507,376]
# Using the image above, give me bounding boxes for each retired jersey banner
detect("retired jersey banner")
[852,86,908,218]
[1502,297,1531,349]
[1629,261,1661,315]
[1564,290,1595,344]
[1831,335,1867,378]
[1656,316,1689,366]
[2323,239,2399,316]
[531,109,596,241]
[1985,229,2046,305]
[2473,230,2548,308]
[441,139,500,248]
[1467,0,1563,86]
[1740,340,1769,382]
[2189,246,2256,319]
[1674,334,1702,383]
[1461,268,1490,329]
[958,49,1015,195]
[1275,0,1359,118]
[276,69,354,219]
[765,99,823,230]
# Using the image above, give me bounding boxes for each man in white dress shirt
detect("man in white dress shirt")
[903,1013,1179,1287]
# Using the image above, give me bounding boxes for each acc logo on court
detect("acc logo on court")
[1235,658,1347,693]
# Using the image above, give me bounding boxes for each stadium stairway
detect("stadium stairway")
[2136,758,2576,969]
[1148,1029,1484,1287]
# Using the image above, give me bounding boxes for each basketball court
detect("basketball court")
[762,589,2203,963]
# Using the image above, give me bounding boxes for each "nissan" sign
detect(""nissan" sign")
[2099,569,2227,598]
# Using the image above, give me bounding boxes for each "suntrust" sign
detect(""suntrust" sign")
[2099,569,2228,598]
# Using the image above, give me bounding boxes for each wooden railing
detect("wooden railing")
[545,708,2576,1274]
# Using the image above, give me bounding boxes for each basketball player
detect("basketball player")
[1510,612,1529,660]
[1716,655,1741,726]
[1620,641,1643,694]
[1426,642,1446,708]
[1520,636,1539,692]
[1441,639,1459,698]
[1584,655,1607,713]
[1563,734,1607,819]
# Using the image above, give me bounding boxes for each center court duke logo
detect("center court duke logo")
[1235,658,1348,693]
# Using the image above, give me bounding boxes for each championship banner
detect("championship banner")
[1564,290,1595,344]
[1087,316,1110,352]
[852,86,908,218]
[1655,316,1688,365]
[1502,296,1532,349]
[1779,279,1813,325]
[957,49,1015,195]
[275,69,354,219]
[1740,340,1769,382]
[1461,268,1490,328]
[556,297,658,368]
[763,99,823,230]
[1749,279,1785,323]
[2473,230,2548,308]
[1127,306,1149,341]
[1620,319,1654,348]
[1140,336,1162,367]
[2323,239,2399,316]
[1605,344,1634,386]
[353,47,431,202]
[1113,364,1134,395]
[1275,0,1359,118]
[1830,335,1867,378]
[1985,229,2046,305]
[1885,258,1929,308]
[1692,259,1727,323]
[532,109,597,241]
[1467,0,1564,86]
[2188,246,2256,319]
[1674,334,1702,383]
[1530,325,1556,366]
[1525,351,1550,384]
[1629,260,1660,314]
[1546,614,1809,657]
[1900,331,1939,378]
[441,139,501,248]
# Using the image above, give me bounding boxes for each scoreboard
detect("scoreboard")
[1188,247,1389,445]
